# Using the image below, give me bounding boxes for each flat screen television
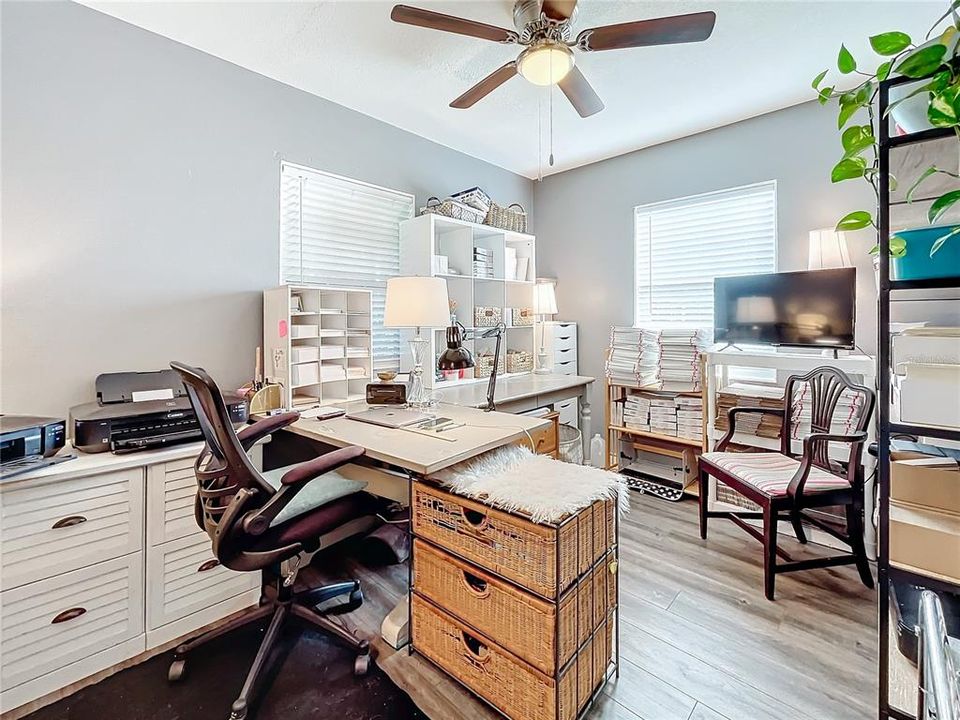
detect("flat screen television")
[714,268,856,349]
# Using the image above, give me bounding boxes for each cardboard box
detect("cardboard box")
[890,500,960,583]
[890,451,960,515]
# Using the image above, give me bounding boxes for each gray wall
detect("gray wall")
[1,1,533,417]
[534,100,880,417]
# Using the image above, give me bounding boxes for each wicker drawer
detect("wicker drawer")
[413,594,608,720]
[413,482,615,599]
[0,468,144,590]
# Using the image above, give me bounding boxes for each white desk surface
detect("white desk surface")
[285,401,550,476]
[432,373,594,408]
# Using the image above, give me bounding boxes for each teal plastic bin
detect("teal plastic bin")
[891,225,960,281]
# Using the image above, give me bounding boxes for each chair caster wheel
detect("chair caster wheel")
[230,699,248,719]
[168,658,187,683]
[354,652,371,676]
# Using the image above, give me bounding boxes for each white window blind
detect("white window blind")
[634,181,777,326]
[280,162,414,370]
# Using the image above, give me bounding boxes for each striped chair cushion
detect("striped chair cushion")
[701,452,849,496]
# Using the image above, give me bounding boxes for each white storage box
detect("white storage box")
[896,363,960,428]
[319,346,345,360]
[291,362,319,386]
[291,324,318,339]
[892,329,960,366]
[291,346,320,363]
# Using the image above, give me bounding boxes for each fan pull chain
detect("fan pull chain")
[549,63,555,167]
[537,90,543,181]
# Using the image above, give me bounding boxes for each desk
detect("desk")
[430,373,594,457]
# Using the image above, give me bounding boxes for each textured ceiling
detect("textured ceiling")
[80,1,944,179]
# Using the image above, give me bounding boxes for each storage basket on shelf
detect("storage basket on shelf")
[506,349,534,373]
[474,306,502,328]
[486,202,528,233]
[511,307,535,326]
[451,187,492,216]
[420,196,486,225]
[475,352,505,379]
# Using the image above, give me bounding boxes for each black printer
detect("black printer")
[71,370,247,454]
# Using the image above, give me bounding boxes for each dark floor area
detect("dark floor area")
[23,615,426,720]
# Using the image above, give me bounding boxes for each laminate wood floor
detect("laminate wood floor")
[599,493,877,720]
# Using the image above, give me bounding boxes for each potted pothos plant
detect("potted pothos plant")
[813,1,960,265]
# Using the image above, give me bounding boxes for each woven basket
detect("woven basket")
[413,539,614,675]
[412,482,614,599]
[506,350,533,373]
[511,307,535,326]
[486,202,528,233]
[412,595,585,720]
[474,306,502,328]
[475,353,505,379]
[451,187,491,215]
[421,196,486,225]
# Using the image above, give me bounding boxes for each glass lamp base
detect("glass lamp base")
[407,334,432,408]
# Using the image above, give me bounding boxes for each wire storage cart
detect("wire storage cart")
[877,69,960,720]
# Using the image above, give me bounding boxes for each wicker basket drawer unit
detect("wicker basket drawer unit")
[412,482,616,599]
[413,539,616,674]
[412,595,610,720]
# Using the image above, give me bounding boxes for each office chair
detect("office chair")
[699,366,876,601]
[169,362,379,720]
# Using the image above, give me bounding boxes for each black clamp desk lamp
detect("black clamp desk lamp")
[437,321,506,412]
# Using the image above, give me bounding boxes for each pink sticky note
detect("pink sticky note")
[278,320,288,338]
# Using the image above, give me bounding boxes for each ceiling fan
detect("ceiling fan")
[390,0,716,118]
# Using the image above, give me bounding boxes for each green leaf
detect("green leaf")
[890,173,899,192]
[812,69,829,90]
[906,166,941,202]
[929,190,960,224]
[841,125,875,157]
[885,81,934,118]
[890,235,908,258]
[838,44,857,74]
[818,87,834,105]
[930,226,960,256]
[876,60,893,82]
[855,81,874,106]
[928,82,960,128]
[838,101,862,129]
[869,31,912,56]
[832,157,867,182]
[895,44,948,78]
[835,210,873,231]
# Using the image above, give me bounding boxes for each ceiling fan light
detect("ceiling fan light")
[518,43,574,86]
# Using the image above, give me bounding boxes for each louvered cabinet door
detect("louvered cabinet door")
[146,457,200,546]
[145,532,260,634]
[0,554,145,692]
[0,468,144,589]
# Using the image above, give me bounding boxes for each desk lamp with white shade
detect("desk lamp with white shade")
[533,280,558,374]
[383,276,450,408]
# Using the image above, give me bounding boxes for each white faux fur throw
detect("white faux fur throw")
[431,444,629,525]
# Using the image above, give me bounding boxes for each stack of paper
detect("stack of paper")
[622,393,651,430]
[676,396,704,441]
[649,396,678,436]
[715,383,785,438]
[789,382,865,438]
[605,326,710,391]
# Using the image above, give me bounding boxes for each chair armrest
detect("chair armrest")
[280,445,366,486]
[788,431,868,498]
[717,407,785,450]
[237,412,300,451]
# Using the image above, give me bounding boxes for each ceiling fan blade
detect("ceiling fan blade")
[576,11,716,52]
[541,0,578,22]
[391,5,518,43]
[558,65,604,118]
[451,62,518,109]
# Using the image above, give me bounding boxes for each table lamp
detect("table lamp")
[808,228,851,269]
[438,321,506,412]
[384,276,450,407]
[533,280,558,374]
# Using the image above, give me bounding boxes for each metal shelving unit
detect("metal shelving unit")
[877,70,960,720]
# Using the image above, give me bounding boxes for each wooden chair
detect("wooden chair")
[698,366,876,600]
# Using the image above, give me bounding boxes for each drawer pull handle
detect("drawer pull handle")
[461,508,488,530]
[460,631,490,663]
[197,559,220,573]
[52,516,87,529]
[460,570,490,597]
[51,607,86,624]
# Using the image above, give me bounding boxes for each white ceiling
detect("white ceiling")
[81,0,943,179]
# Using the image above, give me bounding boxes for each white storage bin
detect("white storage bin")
[319,346,345,360]
[291,346,320,363]
[291,324,318,339]
[291,362,320,386]
[896,362,960,428]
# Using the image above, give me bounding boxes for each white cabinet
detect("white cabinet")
[541,322,578,375]
[0,467,143,590]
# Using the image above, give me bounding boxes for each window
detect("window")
[634,181,777,327]
[280,162,414,370]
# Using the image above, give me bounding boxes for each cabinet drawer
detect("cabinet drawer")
[517,413,559,456]
[0,554,144,691]
[553,346,578,364]
[548,334,577,353]
[146,532,260,630]
[553,360,578,376]
[147,459,200,546]
[558,399,578,428]
[0,468,144,589]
